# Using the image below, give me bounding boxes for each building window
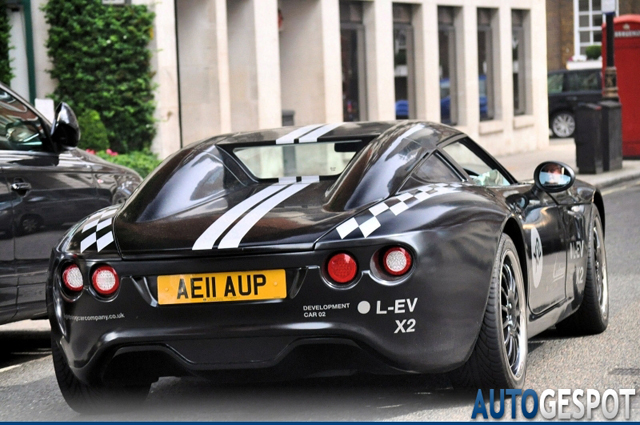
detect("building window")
[512,10,528,116]
[393,4,415,120]
[477,8,496,121]
[575,0,616,57]
[439,6,458,125]
[340,1,367,122]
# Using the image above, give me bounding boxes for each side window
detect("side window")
[547,73,564,94]
[0,90,46,152]
[566,71,599,92]
[442,139,511,186]
[402,153,462,190]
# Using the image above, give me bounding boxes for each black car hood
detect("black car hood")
[114,181,359,258]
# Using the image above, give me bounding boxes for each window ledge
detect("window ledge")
[479,120,504,135]
[513,115,536,129]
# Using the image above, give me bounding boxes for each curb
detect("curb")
[579,169,640,190]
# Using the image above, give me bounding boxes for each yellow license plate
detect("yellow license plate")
[157,269,286,305]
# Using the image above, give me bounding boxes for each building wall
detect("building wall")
[176,0,231,146]
[546,0,574,71]
[619,0,640,14]
[27,0,549,158]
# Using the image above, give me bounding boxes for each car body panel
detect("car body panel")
[0,82,142,325]
[47,120,603,385]
[548,68,603,122]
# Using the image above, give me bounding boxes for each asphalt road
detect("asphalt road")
[1,180,640,421]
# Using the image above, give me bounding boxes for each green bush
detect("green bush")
[44,0,155,153]
[586,45,602,60]
[77,109,109,151]
[0,0,13,85]
[95,149,161,178]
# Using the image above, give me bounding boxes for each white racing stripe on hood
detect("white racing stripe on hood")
[298,123,343,143]
[217,183,310,249]
[275,124,323,144]
[192,184,288,250]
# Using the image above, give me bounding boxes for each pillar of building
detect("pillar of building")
[413,2,439,122]
[529,2,550,151]
[279,0,342,126]
[31,0,56,99]
[362,0,395,121]
[460,5,478,135]
[176,0,231,146]
[132,0,182,159]
[227,0,281,132]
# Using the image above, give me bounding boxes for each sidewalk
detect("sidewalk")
[496,138,640,189]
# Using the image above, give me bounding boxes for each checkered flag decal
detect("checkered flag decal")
[80,208,118,253]
[336,185,456,239]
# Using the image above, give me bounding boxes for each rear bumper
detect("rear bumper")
[47,236,492,385]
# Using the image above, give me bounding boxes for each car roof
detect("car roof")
[212,121,463,147]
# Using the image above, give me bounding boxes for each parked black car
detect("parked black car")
[548,68,602,138]
[0,83,142,326]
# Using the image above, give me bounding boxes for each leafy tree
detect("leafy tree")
[44,0,156,153]
[0,0,14,85]
[77,109,109,151]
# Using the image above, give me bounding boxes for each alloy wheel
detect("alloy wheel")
[593,222,609,317]
[552,113,576,138]
[500,252,526,377]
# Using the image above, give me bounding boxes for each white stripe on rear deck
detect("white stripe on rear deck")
[192,185,287,250]
[217,183,310,249]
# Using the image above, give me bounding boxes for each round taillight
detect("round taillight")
[327,253,358,284]
[92,265,120,296]
[382,247,412,276]
[62,264,84,292]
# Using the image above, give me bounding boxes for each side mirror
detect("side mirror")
[50,103,81,148]
[534,161,575,193]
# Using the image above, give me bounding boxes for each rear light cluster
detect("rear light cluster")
[92,266,120,296]
[62,265,83,292]
[382,247,412,276]
[325,246,413,285]
[327,253,358,284]
[61,264,120,298]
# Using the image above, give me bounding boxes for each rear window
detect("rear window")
[401,153,462,191]
[233,140,365,179]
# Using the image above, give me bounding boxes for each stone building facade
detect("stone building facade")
[16,0,550,159]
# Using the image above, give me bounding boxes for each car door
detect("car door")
[0,89,103,319]
[441,138,568,314]
[0,172,14,324]
[565,70,602,111]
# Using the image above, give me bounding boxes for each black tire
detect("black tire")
[550,111,576,138]
[449,234,527,390]
[52,337,150,414]
[556,208,608,335]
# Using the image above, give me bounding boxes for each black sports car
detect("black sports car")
[47,121,608,412]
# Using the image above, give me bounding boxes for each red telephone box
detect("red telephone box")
[602,15,640,158]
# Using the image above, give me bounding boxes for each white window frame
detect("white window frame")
[573,0,618,59]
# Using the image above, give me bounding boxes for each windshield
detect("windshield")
[233,140,365,179]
